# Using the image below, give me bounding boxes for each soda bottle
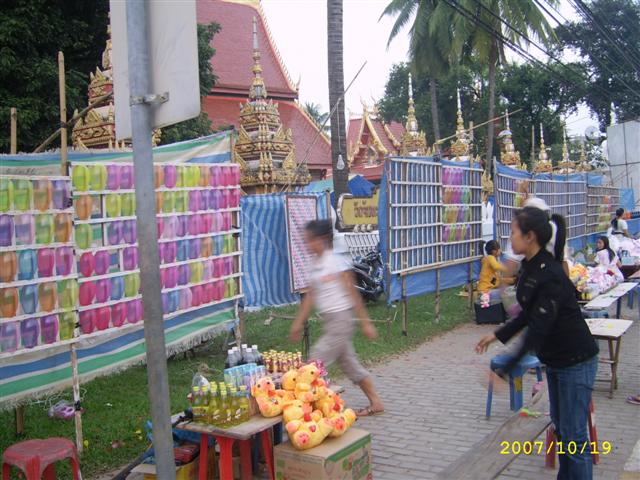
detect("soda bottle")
[238,385,250,422]
[244,347,254,365]
[220,389,231,427]
[225,349,237,369]
[251,345,263,365]
[209,384,221,425]
[191,386,202,421]
[201,385,211,422]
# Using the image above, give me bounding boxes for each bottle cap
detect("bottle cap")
[252,344,258,350]
[242,344,247,349]
[228,349,233,354]
[193,386,200,392]
[246,348,253,353]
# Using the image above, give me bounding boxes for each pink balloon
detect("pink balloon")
[210,166,222,186]
[229,189,241,208]
[156,218,164,238]
[164,165,177,188]
[198,214,210,234]
[163,216,178,239]
[79,310,96,334]
[191,285,204,307]
[162,266,178,289]
[188,215,200,236]
[120,165,134,189]
[94,250,111,275]
[55,247,74,276]
[79,281,96,306]
[202,261,213,281]
[107,165,120,190]
[211,212,222,233]
[95,279,112,303]
[222,212,232,231]
[79,252,95,277]
[37,248,55,278]
[123,246,138,270]
[111,303,126,327]
[162,242,177,264]
[213,280,225,301]
[213,258,224,278]
[188,190,201,212]
[229,164,241,185]
[96,307,111,330]
[179,288,192,310]
[126,299,143,324]
[204,282,216,304]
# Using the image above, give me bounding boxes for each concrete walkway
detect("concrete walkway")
[341,302,640,480]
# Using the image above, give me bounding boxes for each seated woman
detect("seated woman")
[610,208,631,239]
[478,240,513,301]
[595,236,624,282]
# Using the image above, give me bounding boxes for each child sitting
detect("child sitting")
[478,240,513,301]
[595,236,624,283]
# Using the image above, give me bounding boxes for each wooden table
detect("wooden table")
[629,269,640,280]
[584,282,638,318]
[586,318,634,398]
[175,415,281,480]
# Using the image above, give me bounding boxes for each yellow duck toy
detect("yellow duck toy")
[327,408,357,437]
[251,377,284,417]
[314,389,345,418]
[281,369,297,391]
[294,363,323,403]
[286,413,334,450]
[282,398,323,424]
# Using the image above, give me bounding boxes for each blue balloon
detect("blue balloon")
[19,284,38,314]
[18,250,37,281]
[111,276,125,301]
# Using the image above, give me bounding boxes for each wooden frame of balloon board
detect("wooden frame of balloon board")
[533,176,587,241]
[385,157,481,336]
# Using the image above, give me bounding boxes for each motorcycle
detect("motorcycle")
[352,250,384,302]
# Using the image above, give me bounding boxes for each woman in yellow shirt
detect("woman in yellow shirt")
[478,240,513,299]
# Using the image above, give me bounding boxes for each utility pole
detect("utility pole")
[125,2,176,478]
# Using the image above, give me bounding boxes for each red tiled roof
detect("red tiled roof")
[197,0,297,98]
[371,120,400,154]
[387,121,405,144]
[202,95,332,170]
[347,118,363,155]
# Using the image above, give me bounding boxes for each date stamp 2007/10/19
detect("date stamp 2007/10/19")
[500,441,612,456]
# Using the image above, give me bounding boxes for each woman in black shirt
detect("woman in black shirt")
[476,206,599,480]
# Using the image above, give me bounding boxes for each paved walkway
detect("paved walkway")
[341,302,640,480]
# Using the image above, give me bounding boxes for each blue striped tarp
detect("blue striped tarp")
[241,193,329,309]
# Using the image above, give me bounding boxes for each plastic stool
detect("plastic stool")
[627,283,640,313]
[2,438,80,480]
[486,354,543,418]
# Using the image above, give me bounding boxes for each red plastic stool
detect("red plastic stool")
[545,400,599,468]
[2,438,80,480]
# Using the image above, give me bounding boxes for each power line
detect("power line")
[440,0,615,101]
[570,0,640,70]
[468,0,640,101]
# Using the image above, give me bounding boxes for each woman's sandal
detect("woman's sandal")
[626,395,640,405]
[356,406,385,417]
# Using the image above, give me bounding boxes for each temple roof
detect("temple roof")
[202,95,331,172]
[197,0,298,99]
[346,111,404,159]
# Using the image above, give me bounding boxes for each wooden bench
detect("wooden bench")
[437,386,551,480]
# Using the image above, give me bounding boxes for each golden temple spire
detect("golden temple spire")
[534,123,553,173]
[249,16,267,100]
[557,124,575,173]
[400,73,428,156]
[450,88,471,160]
[456,88,465,137]
[498,109,524,170]
[576,141,591,172]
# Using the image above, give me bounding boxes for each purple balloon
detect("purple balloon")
[178,264,190,285]
[0,215,14,246]
[55,246,74,276]
[107,165,121,190]
[120,165,134,189]
[107,221,123,245]
[188,238,201,259]
[21,318,40,349]
[123,246,138,270]
[164,165,177,188]
[52,180,71,210]
[162,241,177,264]
[94,250,111,275]
[123,219,137,244]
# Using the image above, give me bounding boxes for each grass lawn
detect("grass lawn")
[0,288,473,478]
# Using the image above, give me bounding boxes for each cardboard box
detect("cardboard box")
[274,428,372,480]
[131,447,216,480]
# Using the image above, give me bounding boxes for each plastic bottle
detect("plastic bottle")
[192,386,203,422]
[244,347,255,365]
[209,384,220,425]
[252,345,263,365]
[0,178,14,212]
[225,348,237,369]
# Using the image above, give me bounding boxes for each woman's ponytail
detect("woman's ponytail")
[550,213,567,261]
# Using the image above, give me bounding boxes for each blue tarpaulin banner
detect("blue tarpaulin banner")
[240,193,329,308]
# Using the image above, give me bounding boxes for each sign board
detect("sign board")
[284,195,319,292]
[110,0,200,140]
[337,189,380,230]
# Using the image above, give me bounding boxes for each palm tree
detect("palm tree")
[445,0,556,167]
[382,0,454,142]
[327,0,349,205]
[303,102,330,133]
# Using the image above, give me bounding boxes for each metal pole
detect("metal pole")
[125,2,176,478]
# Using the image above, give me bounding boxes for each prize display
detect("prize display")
[587,186,619,234]
[0,176,77,353]
[494,170,531,246]
[534,177,587,240]
[71,162,242,335]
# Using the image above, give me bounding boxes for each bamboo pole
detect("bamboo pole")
[10,107,24,437]
[59,51,83,454]
[33,92,113,153]
[435,268,441,323]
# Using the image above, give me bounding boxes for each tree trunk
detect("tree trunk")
[429,77,441,148]
[486,42,498,173]
[327,0,349,210]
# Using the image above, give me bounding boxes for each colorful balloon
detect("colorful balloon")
[0,251,17,282]
[55,246,74,276]
[176,166,186,188]
[79,252,94,277]
[95,307,110,330]
[38,282,57,312]
[35,214,54,244]
[13,179,33,211]
[123,220,137,244]
[17,250,36,281]
[210,190,223,210]
[0,287,19,317]
[21,318,40,348]
[191,285,204,307]
[177,215,189,237]
[0,178,14,212]
[190,262,203,284]
[74,195,93,220]
[111,303,126,327]
[161,292,170,314]
[178,264,190,285]
[169,291,180,312]
[188,190,201,212]
[162,241,177,264]
[176,240,189,262]
[58,279,78,309]
[0,215,14,246]
[229,164,241,185]
[94,250,111,275]
[179,288,192,310]
[155,191,164,213]
[164,165,177,188]
[33,179,52,211]
[120,165,134,189]
[13,214,34,246]
[126,299,143,324]
[105,194,122,218]
[188,215,200,236]
[163,216,177,239]
[89,164,107,191]
[79,310,96,334]
[106,165,121,190]
[162,266,178,289]
[162,191,175,214]
[154,165,164,189]
[107,221,123,245]
[123,246,138,271]
[221,190,231,209]
[54,213,72,243]
[72,165,91,191]
[204,282,216,303]
[0,321,19,352]
[124,273,140,297]
[199,165,211,187]
[95,279,112,303]
[58,312,75,340]
[174,191,188,213]
[121,193,136,216]
[19,285,38,315]
[156,218,164,239]
[40,315,58,344]
[37,248,55,278]
[110,276,125,301]
[75,224,93,250]
[229,188,241,208]
[79,281,96,306]
[201,237,213,258]
[188,238,201,259]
